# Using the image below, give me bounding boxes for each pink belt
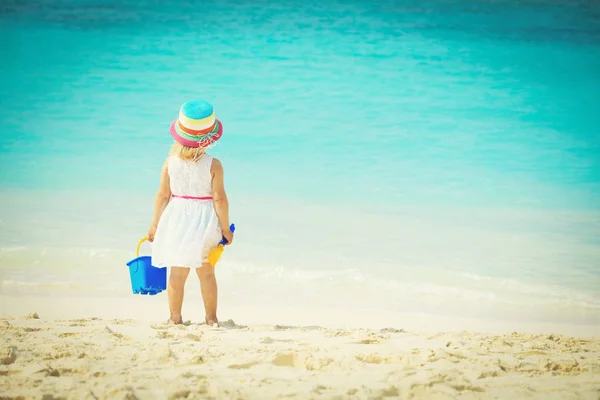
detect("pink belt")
[171,195,213,200]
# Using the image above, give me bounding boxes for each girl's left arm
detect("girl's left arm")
[148,159,171,241]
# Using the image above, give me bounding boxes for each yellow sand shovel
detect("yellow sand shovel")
[208,223,235,266]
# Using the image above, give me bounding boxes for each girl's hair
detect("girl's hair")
[170,142,207,162]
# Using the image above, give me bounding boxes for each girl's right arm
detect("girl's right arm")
[211,158,233,244]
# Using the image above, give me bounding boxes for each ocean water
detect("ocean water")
[1,0,599,326]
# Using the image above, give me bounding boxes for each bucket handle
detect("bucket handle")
[136,237,148,257]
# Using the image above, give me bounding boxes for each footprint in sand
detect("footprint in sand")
[156,331,175,339]
[379,386,400,397]
[184,355,205,365]
[272,353,297,367]
[154,347,176,364]
[1,346,17,365]
[184,333,202,342]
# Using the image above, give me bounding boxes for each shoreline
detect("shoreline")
[1,294,599,338]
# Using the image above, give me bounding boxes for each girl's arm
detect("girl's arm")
[148,159,171,241]
[211,158,233,244]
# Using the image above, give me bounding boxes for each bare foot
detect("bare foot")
[168,315,183,325]
[205,317,219,327]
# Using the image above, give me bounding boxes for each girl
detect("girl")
[147,99,233,327]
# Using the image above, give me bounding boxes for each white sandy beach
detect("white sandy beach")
[1,302,599,400]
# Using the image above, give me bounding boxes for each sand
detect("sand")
[1,312,599,400]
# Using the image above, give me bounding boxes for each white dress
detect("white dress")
[151,154,223,268]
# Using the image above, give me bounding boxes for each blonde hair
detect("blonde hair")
[170,142,207,162]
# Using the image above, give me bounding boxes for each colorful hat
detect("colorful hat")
[170,99,223,148]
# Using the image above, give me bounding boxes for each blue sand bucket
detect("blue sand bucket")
[126,237,166,295]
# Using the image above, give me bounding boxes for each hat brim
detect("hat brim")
[170,119,223,148]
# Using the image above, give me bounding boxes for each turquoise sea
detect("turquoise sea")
[1,0,599,326]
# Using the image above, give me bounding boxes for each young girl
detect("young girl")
[147,99,233,327]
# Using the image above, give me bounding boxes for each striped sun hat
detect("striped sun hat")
[170,99,223,148]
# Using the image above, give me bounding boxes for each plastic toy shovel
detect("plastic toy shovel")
[208,223,235,266]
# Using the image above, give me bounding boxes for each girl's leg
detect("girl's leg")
[168,267,190,324]
[196,263,218,325]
